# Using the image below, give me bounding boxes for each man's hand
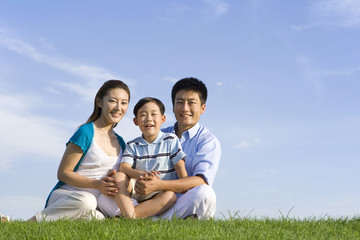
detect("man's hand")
[135,175,160,195]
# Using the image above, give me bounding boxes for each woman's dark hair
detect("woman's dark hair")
[133,97,165,117]
[86,80,130,127]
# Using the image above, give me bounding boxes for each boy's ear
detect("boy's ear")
[133,117,139,126]
[161,114,166,124]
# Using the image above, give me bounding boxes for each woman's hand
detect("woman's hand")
[97,170,119,197]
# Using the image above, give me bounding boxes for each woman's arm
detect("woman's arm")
[175,159,187,178]
[57,143,113,194]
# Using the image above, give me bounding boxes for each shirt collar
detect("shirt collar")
[174,122,200,140]
[139,131,164,145]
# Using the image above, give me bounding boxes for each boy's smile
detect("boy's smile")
[134,101,166,143]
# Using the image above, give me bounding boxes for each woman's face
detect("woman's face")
[97,88,129,125]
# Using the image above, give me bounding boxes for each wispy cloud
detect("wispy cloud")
[157,0,229,22]
[292,0,360,30]
[0,27,140,172]
[0,87,139,174]
[164,76,179,83]
[297,55,360,79]
[0,29,114,81]
[203,0,229,16]
[0,27,135,100]
[0,195,45,220]
[296,55,360,99]
[0,93,71,172]
[234,138,262,149]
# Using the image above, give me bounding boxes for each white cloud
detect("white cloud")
[0,27,141,172]
[291,22,326,31]
[296,55,360,96]
[203,0,229,16]
[292,0,360,30]
[235,138,262,149]
[0,31,114,81]
[0,27,136,100]
[164,76,179,83]
[310,65,360,78]
[157,0,228,22]
[0,196,45,220]
[0,93,73,172]
[235,141,252,149]
[216,82,223,86]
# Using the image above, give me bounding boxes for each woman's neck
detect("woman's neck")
[93,118,114,134]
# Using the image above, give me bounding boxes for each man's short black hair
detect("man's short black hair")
[171,77,208,105]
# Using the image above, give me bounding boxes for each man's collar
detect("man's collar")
[174,122,200,139]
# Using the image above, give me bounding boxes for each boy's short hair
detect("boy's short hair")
[171,77,208,105]
[133,97,165,117]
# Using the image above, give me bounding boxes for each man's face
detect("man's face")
[173,90,205,131]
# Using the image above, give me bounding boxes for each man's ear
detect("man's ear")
[161,114,166,124]
[133,117,139,126]
[200,104,206,114]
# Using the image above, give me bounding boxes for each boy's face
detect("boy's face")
[134,101,166,143]
[173,90,205,132]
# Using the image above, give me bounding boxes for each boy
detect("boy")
[113,97,187,218]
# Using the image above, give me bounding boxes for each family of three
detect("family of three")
[1,77,221,222]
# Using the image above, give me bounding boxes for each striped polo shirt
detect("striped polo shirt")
[121,131,186,180]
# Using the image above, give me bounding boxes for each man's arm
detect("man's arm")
[135,175,206,195]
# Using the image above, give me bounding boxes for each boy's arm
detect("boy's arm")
[120,162,146,179]
[175,159,187,178]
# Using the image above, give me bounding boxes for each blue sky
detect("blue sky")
[0,0,359,220]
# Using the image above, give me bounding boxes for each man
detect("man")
[135,77,221,219]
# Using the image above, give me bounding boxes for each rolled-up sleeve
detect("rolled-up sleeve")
[192,135,221,187]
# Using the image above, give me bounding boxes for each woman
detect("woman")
[29,80,130,221]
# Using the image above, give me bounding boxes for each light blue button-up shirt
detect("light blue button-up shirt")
[162,122,221,187]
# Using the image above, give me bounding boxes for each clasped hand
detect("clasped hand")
[98,169,119,197]
[135,170,160,195]
[100,169,161,197]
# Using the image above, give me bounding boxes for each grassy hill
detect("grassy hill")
[1,217,359,239]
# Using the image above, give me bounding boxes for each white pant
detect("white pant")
[98,184,216,219]
[34,188,105,222]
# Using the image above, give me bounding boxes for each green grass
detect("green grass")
[1,217,360,240]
